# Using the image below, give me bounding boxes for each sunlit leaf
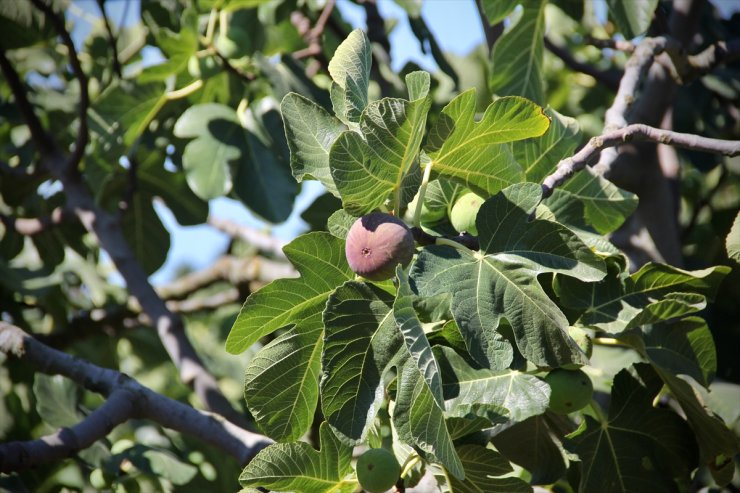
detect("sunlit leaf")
[328,28,371,123]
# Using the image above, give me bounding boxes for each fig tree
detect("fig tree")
[345,213,415,281]
[450,192,484,235]
[356,448,401,493]
[544,368,593,414]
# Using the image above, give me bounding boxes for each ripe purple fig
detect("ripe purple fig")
[345,213,415,281]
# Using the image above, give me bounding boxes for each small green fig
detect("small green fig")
[356,448,401,493]
[450,192,484,235]
[405,192,445,223]
[214,27,250,59]
[187,55,219,79]
[544,368,593,414]
[345,213,415,281]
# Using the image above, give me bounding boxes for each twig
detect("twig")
[96,0,122,78]
[293,0,336,60]
[544,37,620,91]
[585,35,635,53]
[0,322,272,472]
[212,49,255,83]
[0,207,73,236]
[411,227,479,251]
[30,0,90,170]
[682,39,740,81]
[541,124,740,196]
[208,217,288,259]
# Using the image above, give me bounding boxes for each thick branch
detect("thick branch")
[0,322,272,473]
[542,124,740,196]
[30,0,89,169]
[544,36,620,91]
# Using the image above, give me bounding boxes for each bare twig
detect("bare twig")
[585,35,635,53]
[0,322,272,473]
[544,36,621,91]
[0,207,73,236]
[30,0,90,170]
[96,0,122,78]
[208,217,288,259]
[682,39,740,80]
[293,0,336,60]
[542,123,740,196]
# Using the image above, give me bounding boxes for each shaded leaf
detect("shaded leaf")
[226,232,352,354]
[322,281,403,443]
[33,374,82,429]
[727,211,740,262]
[411,183,604,369]
[479,0,520,25]
[606,0,658,38]
[447,444,532,493]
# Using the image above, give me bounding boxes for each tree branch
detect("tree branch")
[544,36,621,91]
[208,217,288,259]
[0,322,272,473]
[585,36,635,53]
[542,123,740,196]
[96,0,122,79]
[292,0,336,60]
[30,0,90,170]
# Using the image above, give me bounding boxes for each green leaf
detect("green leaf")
[328,28,372,123]
[557,262,730,333]
[327,209,357,239]
[322,281,403,443]
[568,366,698,492]
[122,193,170,275]
[606,0,658,38]
[239,422,356,492]
[394,357,465,480]
[447,444,532,493]
[244,313,323,442]
[490,415,568,485]
[649,364,739,474]
[411,183,605,369]
[225,232,352,354]
[174,102,297,222]
[330,72,432,215]
[33,374,82,429]
[436,347,550,424]
[394,267,444,407]
[727,211,740,262]
[515,108,581,183]
[642,317,717,387]
[118,445,198,486]
[88,81,165,156]
[281,93,345,197]
[425,91,549,195]
[0,1,55,49]
[545,167,638,235]
[139,26,197,82]
[489,0,547,104]
[479,0,520,25]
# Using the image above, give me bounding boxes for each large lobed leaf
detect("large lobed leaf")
[329,72,432,215]
[445,444,532,493]
[239,422,356,492]
[425,91,549,196]
[489,0,547,104]
[225,232,352,354]
[328,28,371,124]
[557,262,730,333]
[321,281,403,443]
[411,182,605,369]
[567,365,698,493]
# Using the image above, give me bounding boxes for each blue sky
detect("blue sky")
[68,0,487,284]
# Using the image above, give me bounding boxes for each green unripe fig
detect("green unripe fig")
[405,192,445,223]
[545,368,593,414]
[356,448,401,493]
[90,468,110,489]
[187,55,219,79]
[450,192,484,235]
[214,27,250,59]
[345,213,415,281]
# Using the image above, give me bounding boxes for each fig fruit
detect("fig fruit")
[345,213,415,281]
[405,192,445,223]
[450,192,484,235]
[544,368,593,414]
[356,448,401,493]
[187,55,219,79]
[215,27,250,59]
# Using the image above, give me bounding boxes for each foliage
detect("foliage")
[1,0,739,492]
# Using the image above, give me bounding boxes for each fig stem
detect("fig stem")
[588,399,607,423]
[205,7,218,43]
[435,237,475,254]
[400,453,421,479]
[219,10,228,37]
[412,161,434,228]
